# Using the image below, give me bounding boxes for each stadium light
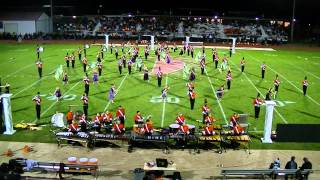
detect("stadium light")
[293,19,296,22]
[255,17,259,20]
[214,15,218,19]
[72,16,76,19]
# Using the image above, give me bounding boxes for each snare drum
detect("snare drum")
[68,157,77,164]
[169,124,180,133]
[79,157,88,165]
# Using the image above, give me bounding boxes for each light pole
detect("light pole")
[290,0,295,42]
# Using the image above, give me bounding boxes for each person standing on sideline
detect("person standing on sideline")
[226,70,232,90]
[189,88,196,110]
[240,57,245,72]
[35,59,43,78]
[156,67,163,87]
[261,62,266,79]
[274,75,280,98]
[302,76,308,96]
[81,93,89,117]
[253,93,263,120]
[82,56,88,72]
[83,73,90,96]
[32,92,41,120]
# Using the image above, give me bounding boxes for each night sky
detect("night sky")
[1,0,319,23]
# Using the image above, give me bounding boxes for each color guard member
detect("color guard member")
[302,76,308,96]
[32,92,41,120]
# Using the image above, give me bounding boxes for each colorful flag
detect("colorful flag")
[54,65,63,81]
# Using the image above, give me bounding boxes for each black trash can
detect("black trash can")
[133,168,144,180]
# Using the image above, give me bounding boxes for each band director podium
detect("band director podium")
[0,94,15,135]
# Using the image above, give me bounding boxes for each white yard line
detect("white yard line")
[12,69,57,98]
[103,73,129,111]
[230,56,288,124]
[246,53,320,106]
[161,76,169,127]
[204,69,228,124]
[34,81,82,123]
[3,63,34,79]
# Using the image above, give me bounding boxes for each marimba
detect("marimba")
[55,131,91,148]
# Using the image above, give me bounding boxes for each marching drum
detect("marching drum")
[169,124,180,133]
[79,157,88,165]
[187,124,195,135]
[88,158,98,165]
[68,157,77,164]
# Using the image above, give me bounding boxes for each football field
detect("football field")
[0,42,320,149]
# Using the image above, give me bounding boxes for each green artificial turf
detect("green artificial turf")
[0,42,319,150]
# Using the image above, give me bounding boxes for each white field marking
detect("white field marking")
[12,68,57,98]
[229,60,288,124]
[3,63,34,79]
[161,75,169,127]
[204,69,228,124]
[246,53,320,106]
[293,66,320,80]
[34,80,82,123]
[12,76,50,98]
[103,73,129,111]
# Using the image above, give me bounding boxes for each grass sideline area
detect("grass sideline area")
[0,42,319,150]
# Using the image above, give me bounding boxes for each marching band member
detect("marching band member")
[53,87,62,101]
[189,88,196,110]
[253,93,264,120]
[93,113,102,133]
[36,44,40,59]
[65,53,70,68]
[176,113,185,125]
[97,61,103,76]
[261,62,266,79]
[112,120,125,134]
[144,46,149,60]
[66,110,74,125]
[161,86,169,100]
[302,76,308,96]
[143,118,154,135]
[232,124,244,135]
[118,58,123,75]
[128,59,133,74]
[200,57,206,75]
[230,113,240,128]
[143,66,149,81]
[71,53,75,68]
[116,105,126,124]
[205,113,215,124]
[115,48,119,59]
[216,85,224,100]
[82,56,88,72]
[102,111,113,132]
[62,71,68,85]
[189,68,196,81]
[226,70,232,90]
[186,81,194,92]
[36,59,43,78]
[202,99,210,122]
[81,93,89,116]
[68,120,79,134]
[190,46,194,58]
[187,45,190,56]
[265,88,274,101]
[32,92,41,121]
[79,114,87,132]
[274,74,280,98]
[213,49,219,69]
[83,73,90,95]
[240,57,245,73]
[134,111,144,124]
[202,123,215,136]
[179,123,190,135]
[92,70,99,84]
[108,84,116,103]
[77,47,82,61]
[157,67,163,87]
